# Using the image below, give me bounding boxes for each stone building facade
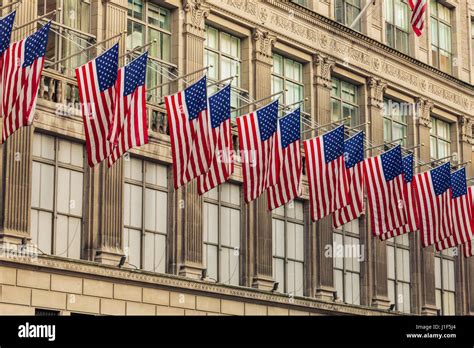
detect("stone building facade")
[0,0,473,316]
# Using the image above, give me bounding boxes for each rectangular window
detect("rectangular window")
[335,0,362,31]
[203,183,242,285]
[430,0,452,74]
[430,117,451,161]
[385,0,410,54]
[331,77,359,126]
[387,234,411,313]
[38,0,93,75]
[123,157,169,273]
[205,26,242,119]
[31,133,84,259]
[333,220,361,305]
[383,98,408,147]
[127,0,172,99]
[435,249,456,315]
[272,202,305,296]
[272,53,304,114]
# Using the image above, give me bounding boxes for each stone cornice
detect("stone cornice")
[0,255,400,316]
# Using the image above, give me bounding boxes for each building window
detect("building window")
[291,0,307,6]
[123,157,169,273]
[205,26,242,119]
[385,0,410,54]
[272,53,304,117]
[272,202,305,296]
[335,0,361,31]
[333,220,361,305]
[31,133,84,259]
[331,77,359,126]
[203,183,241,285]
[383,98,408,147]
[430,0,452,74]
[435,249,456,315]
[38,0,93,74]
[387,234,411,313]
[430,117,451,160]
[127,0,172,98]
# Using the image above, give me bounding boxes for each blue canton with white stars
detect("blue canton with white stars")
[96,43,119,92]
[380,145,402,182]
[323,125,345,163]
[256,100,278,142]
[451,167,467,199]
[402,154,414,183]
[124,52,148,96]
[0,11,15,56]
[184,76,207,121]
[344,131,364,169]
[209,84,231,129]
[23,21,51,68]
[279,107,300,149]
[430,162,451,196]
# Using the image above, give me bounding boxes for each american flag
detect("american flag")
[463,187,474,257]
[364,145,407,237]
[304,125,349,222]
[108,52,149,166]
[165,76,212,189]
[237,99,280,203]
[436,168,473,251]
[379,154,419,241]
[0,11,16,122]
[332,131,365,228]
[409,0,427,37]
[413,162,452,248]
[267,107,301,211]
[1,21,50,144]
[75,44,118,167]
[197,84,234,195]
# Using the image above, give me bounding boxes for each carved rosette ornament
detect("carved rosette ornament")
[367,77,387,110]
[252,28,276,64]
[313,53,335,89]
[183,0,210,36]
[415,97,434,128]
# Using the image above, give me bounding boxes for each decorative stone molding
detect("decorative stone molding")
[459,115,473,145]
[252,28,276,64]
[415,97,434,129]
[313,53,335,89]
[367,77,387,110]
[183,0,210,36]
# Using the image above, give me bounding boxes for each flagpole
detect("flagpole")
[207,75,237,88]
[415,155,455,169]
[45,31,125,69]
[119,40,157,60]
[403,143,424,151]
[12,8,60,31]
[283,98,308,110]
[349,0,375,29]
[451,161,471,169]
[0,0,21,11]
[301,116,352,135]
[149,66,212,92]
[231,90,285,114]
[348,121,370,131]
[365,137,405,152]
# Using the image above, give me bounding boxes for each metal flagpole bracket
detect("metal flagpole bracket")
[45,31,125,69]
[415,154,456,169]
[467,178,474,182]
[119,39,157,60]
[365,137,405,152]
[403,143,424,152]
[0,0,22,11]
[13,8,60,32]
[149,65,212,93]
[348,121,370,131]
[207,75,237,88]
[451,160,471,169]
[283,98,308,110]
[231,90,285,114]
[301,116,351,135]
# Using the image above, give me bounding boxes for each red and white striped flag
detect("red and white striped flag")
[364,145,407,237]
[108,52,149,166]
[75,43,118,166]
[267,107,302,211]
[165,76,212,189]
[409,0,427,37]
[413,162,452,248]
[436,168,473,251]
[1,22,50,144]
[379,154,419,241]
[237,100,280,203]
[197,84,234,195]
[0,11,16,123]
[304,125,349,222]
[332,131,365,228]
[462,187,474,257]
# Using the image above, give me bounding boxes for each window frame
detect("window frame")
[385,0,410,54]
[202,183,242,285]
[123,157,169,273]
[430,0,453,74]
[430,117,451,161]
[435,250,457,315]
[331,76,359,126]
[335,0,362,31]
[383,98,409,147]
[31,133,85,259]
[386,235,412,313]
